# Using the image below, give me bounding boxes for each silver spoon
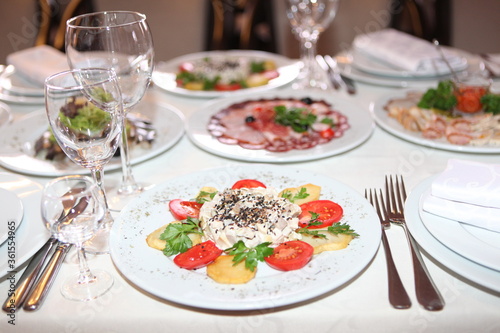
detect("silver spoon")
[432,39,460,82]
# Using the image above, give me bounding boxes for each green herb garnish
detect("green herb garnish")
[250,61,266,73]
[417,80,457,111]
[480,93,500,114]
[160,217,203,256]
[224,240,274,272]
[274,105,317,133]
[327,222,359,237]
[280,187,309,203]
[195,190,217,203]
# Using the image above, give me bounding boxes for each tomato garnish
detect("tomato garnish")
[173,240,222,270]
[214,83,242,91]
[298,200,343,229]
[264,240,313,271]
[169,199,203,220]
[319,128,335,139]
[455,85,487,113]
[231,179,267,189]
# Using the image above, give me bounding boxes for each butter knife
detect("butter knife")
[316,55,340,90]
[23,243,72,311]
[2,237,57,312]
[324,55,356,95]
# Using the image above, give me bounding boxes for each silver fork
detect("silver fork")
[385,175,444,311]
[365,189,411,309]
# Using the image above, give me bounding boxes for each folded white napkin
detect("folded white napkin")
[352,28,462,73]
[6,45,69,87]
[422,159,500,232]
[483,54,500,77]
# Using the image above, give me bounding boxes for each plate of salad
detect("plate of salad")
[109,164,381,311]
[0,96,185,176]
[152,50,300,98]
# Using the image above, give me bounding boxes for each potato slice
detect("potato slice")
[279,183,321,205]
[300,230,354,254]
[146,222,202,251]
[206,255,256,284]
[196,186,218,202]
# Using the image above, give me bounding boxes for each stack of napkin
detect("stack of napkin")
[6,45,69,86]
[352,28,463,73]
[422,159,500,232]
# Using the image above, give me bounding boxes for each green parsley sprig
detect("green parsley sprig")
[274,105,317,133]
[280,187,309,203]
[195,190,217,203]
[160,217,203,256]
[224,240,274,272]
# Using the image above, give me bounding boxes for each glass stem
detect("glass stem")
[304,37,320,86]
[118,112,140,195]
[76,243,95,284]
[90,166,113,226]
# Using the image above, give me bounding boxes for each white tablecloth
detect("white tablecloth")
[1,75,499,333]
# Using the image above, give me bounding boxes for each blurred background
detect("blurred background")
[1,0,499,63]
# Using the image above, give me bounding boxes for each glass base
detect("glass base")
[107,181,154,212]
[61,269,114,302]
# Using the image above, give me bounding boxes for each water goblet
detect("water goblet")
[66,11,154,210]
[45,68,123,254]
[41,175,114,301]
[286,0,340,89]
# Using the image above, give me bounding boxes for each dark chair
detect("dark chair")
[205,0,277,52]
[389,0,451,45]
[34,0,95,51]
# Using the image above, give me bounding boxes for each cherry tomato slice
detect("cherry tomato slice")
[319,128,335,140]
[173,241,222,270]
[298,200,343,229]
[215,83,242,91]
[169,199,203,220]
[231,179,267,189]
[264,240,313,271]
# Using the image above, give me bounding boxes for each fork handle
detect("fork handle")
[380,228,412,309]
[404,226,445,311]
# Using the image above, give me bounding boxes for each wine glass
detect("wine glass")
[65,11,154,210]
[45,68,123,254]
[41,175,114,301]
[286,0,339,89]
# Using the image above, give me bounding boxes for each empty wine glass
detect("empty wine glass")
[41,175,114,301]
[45,68,123,254]
[286,0,339,89]
[66,11,154,210]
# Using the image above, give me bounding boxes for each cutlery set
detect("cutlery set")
[366,175,444,311]
[2,192,87,312]
[316,54,356,94]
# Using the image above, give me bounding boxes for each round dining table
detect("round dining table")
[0,63,499,333]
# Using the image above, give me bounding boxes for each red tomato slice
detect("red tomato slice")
[169,199,203,220]
[298,200,343,229]
[173,241,222,270]
[215,83,242,91]
[231,179,267,189]
[264,240,313,271]
[319,128,335,140]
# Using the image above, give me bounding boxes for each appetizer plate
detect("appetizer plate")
[0,101,12,128]
[371,89,500,154]
[0,98,185,177]
[187,90,374,163]
[152,50,300,98]
[0,65,44,96]
[0,188,24,245]
[110,165,381,311]
[405,176,500,292]
[419,188,500,272]
[0,173,49,278]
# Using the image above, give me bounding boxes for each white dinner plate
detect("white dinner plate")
[350,49,468,78]
[0,188,24,245]
[0,65,44,96]
[187,89,374,163]
[0,98,185,176]
[419,188,500,271]
[152,50,300,98]
[0,88,45,105]
[0,173,49,278]
[405,176,500,293]
[110,165,381,311]
[371,89,500,154]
